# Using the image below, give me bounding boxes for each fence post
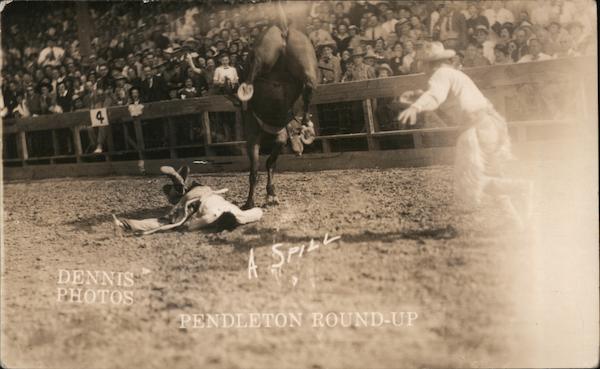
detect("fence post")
[104,125,116,161]
[51,130,60,164]
[412,132,423,149]
[16,131,28,166]
[133,118,145,160]
[234,110,243,141]
[202,111,215,156]
[166,117,178,159]
[362,99,379,150]
[72,126,83,163]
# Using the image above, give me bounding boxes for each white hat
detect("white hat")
[418,41,456,61]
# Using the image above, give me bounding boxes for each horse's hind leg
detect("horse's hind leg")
[285,30,318,123]
[244,140,261,210]
[266,131,287,206]
[301,79,315,124]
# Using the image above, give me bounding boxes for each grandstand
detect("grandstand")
[1,0,597,178]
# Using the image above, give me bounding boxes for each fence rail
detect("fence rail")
[2,56,595,179]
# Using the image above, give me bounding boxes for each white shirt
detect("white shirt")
[213,66,239,85]
[381,19,398,36]
[412,65,490,126]
[37,46,65,66]
[482,40,497,64]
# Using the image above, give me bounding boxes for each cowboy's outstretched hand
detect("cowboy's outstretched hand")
[399,89,424,106]
[398,106,418,125]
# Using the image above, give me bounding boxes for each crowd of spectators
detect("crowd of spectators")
[1,0,596,120]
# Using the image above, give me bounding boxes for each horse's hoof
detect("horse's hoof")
[241,202,254,210]
[265,195,280,206]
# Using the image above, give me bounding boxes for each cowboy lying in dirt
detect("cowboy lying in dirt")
[113,166,263,235]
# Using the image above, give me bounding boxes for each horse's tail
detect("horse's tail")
[274,0,289,41]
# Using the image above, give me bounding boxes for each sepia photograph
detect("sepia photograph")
[0,0,598,368]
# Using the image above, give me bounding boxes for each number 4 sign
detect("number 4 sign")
[90,108,109,127]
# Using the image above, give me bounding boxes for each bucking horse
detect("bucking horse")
[236,2,318,209]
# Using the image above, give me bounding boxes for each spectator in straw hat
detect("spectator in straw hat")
[317,40,341,84]
[398,41,532,227]
[375,63,393,78]
[363,48,378,68]
[342,47,375,82]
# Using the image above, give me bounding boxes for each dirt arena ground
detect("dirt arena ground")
[1,155,597,368]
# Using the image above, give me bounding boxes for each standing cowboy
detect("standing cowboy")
[398,42,532,227]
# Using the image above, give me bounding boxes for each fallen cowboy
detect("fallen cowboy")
[112,166,263,235]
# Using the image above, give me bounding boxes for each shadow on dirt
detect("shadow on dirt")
[65,206,173,231]
[228,225,458,252]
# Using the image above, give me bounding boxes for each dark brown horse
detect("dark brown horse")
[238,19,318,209]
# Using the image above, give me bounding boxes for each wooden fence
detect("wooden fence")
[2,56,595,180]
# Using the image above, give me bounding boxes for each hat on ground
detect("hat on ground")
[417,41,456,61]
